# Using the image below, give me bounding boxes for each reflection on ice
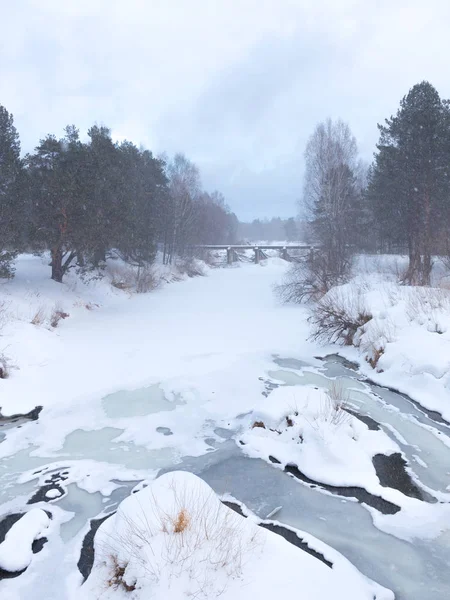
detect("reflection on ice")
[102,384,181,418]
[57,481,137,541]
[268,368,367,390]
[59,427,178,469]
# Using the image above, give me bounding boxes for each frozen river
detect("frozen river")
[1,354,449,599]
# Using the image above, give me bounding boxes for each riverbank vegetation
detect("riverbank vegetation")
[0,106,238,283]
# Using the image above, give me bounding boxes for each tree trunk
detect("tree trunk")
[93,247,106,266]
[51,245,64,283]
[421,252,432,286]
[405,244,421,285]
[420,191,432,286]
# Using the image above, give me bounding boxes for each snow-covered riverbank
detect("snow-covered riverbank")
[0,254,314,418]
[1,255,450,599]
[313,256,450,422]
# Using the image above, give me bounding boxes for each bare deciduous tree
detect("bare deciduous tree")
[163,153,200,264]
[279,119,364,302]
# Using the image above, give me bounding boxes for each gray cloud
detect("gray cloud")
[2,0,450,219]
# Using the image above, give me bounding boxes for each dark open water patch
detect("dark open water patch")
[267,459,401,515]
[273,357,310,370]
[78,514,114,580]
[0,511,50,580]
[344,408,380,430]
[316,354,359,371]
[0,406,42,427]
[258,376,282,397]
[372,453,432,501]
[27,472,68,504]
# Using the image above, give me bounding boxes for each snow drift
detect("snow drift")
[312,277,450,421]
[80,471,393,600]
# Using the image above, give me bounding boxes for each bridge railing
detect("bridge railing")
[193,244,315,265]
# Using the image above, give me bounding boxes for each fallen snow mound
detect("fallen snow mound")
[240,385,398,491]
[0,509,50,573]
[80,471,393,600]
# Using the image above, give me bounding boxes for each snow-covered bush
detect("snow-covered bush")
[107,262,140,291]
[312,275,450,419]
[83,472,261,599]
[81,471,393,600]
[107,262,162,294]
[277,251,353,304]
[174,257,205,278]
[309,286,372,345]
[135,266,161,294]
[241,386,398,490]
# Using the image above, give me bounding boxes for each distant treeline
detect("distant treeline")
[238,217,307,242]
[0,110,238,282]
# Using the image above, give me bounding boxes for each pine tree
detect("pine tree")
[26,127,91,282]
[85,126,121,266]
[115,141,168,265]
[0,105,22,277]
[368,81,450,284]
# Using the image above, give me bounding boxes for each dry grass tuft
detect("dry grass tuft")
[172,508,190,533]
[107,555,136,592]
[84,302,99,311]
[100,478,262,599]
[367,346,385,370]
[318,383,351,427]
[31,305,47,326]
[0,353,10,379]
[252,421,266,429]
[0,300,9,332]
[50,303,70,328]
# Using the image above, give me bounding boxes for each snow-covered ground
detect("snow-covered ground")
[240,385,399,490]
[0,254,310,418]
[79,471,392,600]
[316,256,450,421]
[1,253,450,599]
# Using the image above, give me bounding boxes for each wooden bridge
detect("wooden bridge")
[196,244,314,264]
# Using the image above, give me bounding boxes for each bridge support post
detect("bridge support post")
[281,246,289,260]
[227,247,238,264]
[227,247,233,265]
[254,247,260,264]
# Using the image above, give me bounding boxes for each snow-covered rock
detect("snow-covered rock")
[79,471,393,600]
[240,385,399,491]
[0,509,50,573]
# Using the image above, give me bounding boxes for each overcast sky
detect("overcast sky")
[2,1,450,220]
